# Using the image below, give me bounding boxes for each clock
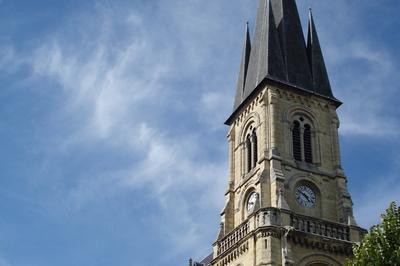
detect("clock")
[295,185,316,208]
[247,192,258,213]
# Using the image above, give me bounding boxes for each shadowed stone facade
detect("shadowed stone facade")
[191,1,366,265]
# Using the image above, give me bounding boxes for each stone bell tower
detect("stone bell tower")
[192,1,367,266]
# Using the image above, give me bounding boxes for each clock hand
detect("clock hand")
[300,191,311,202]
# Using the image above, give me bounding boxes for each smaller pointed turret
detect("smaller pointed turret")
[307,9,334,98]
[233,22,252,111]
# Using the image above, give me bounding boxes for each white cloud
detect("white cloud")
[19,3,229,257]
[0,45,20,73]
[305,3,400,138]
[354,175,400,229]
[332,41,400,137]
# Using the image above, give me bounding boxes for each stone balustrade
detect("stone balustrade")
[217,222,250,255]
[291,213,350,241]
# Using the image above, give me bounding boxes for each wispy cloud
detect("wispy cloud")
[354,174,400,228]
[0,45,18,73]
[334,42,399,137]
[306,2,400,138]
[10,2,229,258]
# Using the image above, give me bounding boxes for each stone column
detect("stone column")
[250,133,256,169]
[241,143,245,176]
[300,125,305,162]
[269,89,280,158]
[227,127,235,187]
[331,118,342,169]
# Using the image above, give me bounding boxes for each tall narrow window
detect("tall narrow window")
[292,121,302,161]
[304,124,313,163]
[252,130,258,167]
[246,136,252,173]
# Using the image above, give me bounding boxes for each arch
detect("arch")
[239,186,259,221]
[236,179,258,210]
[285,174,323,217]
[285,105,319,128]
[286,107,318,164]
[299,254,342,266]
[243,188,255,219]
[285,173,324,189]
[239,113,260,174]
[293,179,321,200]
[238,112,261,143]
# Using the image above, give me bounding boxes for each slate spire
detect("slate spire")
[243,0,286,100]
[233,22,252,111]
[270,0,313,90]
[229,0,339,120]
[307,9,334,98]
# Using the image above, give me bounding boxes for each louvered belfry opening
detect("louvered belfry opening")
[304,124,313,163]
[246,136,252,173]
[292,121,302,161]
[252,130,258,167]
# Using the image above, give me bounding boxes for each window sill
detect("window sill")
[241,167,260,184]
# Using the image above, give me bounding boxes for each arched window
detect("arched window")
[304,124,313,163]
[252,130,258,167]
[246,135,252,173]
[292,116,315,164]
[292,121,302,161]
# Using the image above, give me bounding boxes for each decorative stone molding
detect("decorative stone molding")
[215,241,249,266]
[298,253,342,266]
[289,231,353,256]
[257,208,281,226]
[234,90,265,126]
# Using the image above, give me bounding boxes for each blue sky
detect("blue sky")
[0,0,399,265]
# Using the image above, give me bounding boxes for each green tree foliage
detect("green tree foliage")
[347,202,400,266]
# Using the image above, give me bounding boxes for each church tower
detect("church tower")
[193,1,367,266]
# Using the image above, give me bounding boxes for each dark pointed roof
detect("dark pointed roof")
[271,0,313,89]
[307,9,334,98]
[199,253,213,265]
[243,0,286,100]
[233,23,252,111]
[227,0,340,125]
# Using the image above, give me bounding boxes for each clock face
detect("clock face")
[247,192,258,213]
[295,186,316,208]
